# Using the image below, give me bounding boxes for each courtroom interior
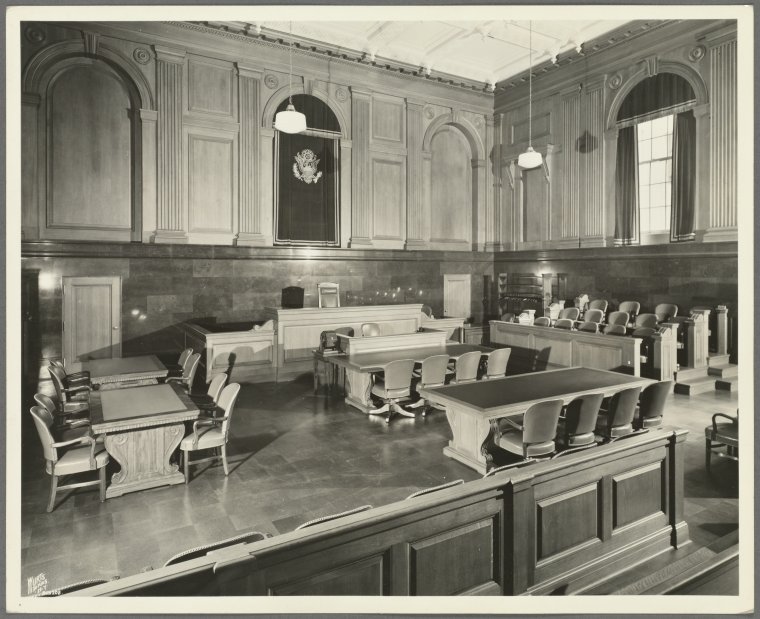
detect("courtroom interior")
[16,15,743,600]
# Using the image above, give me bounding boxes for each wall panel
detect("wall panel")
[430,127,471,246]
[371,156,405,245]
[187,56,235,119]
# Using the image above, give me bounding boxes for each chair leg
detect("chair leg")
[705,438,711,471]
[184,450,190,483]
[46,475,58,513]
[394,402,416,419]
[222,445,229,476]
[367,402,390,416]
[99,467,106,502]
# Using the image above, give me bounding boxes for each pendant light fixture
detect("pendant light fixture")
[274,22,307,134]
[518,20,542,169]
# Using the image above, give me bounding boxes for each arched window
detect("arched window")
[274,95,341,246]
[614,73,697,244]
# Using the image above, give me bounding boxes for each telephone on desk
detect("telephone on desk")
[319,330,341,355]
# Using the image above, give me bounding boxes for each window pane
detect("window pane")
[666,161,673,182]
[651,116,668,137]
[665,182,672,205]
[652,135,668,159]
[639,185,650,208]
[640,208,650,233]
[667,115,673,133]
[639,163,650,185]
[653,183,668,207]
[638,120,652,141]
[651,160,667,183]
[637,138,650,161]
[667,133,674,157]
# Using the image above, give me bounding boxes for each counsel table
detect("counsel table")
[79,355,168,388]
[419,366,654,473]
[324,343,493,414]
[89,383,199,498]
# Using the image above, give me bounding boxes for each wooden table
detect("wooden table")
[323,343,493,414]
[80,355,168,389]
[89,383,199,498]
[419,366,654,474]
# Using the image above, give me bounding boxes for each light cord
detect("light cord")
[288,22,293,106]
[528,21,533,148]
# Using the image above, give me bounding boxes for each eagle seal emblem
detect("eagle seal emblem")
[293,149,323,184]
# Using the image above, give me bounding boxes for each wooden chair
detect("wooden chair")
[33,393,91,440]
[554,318,574,330]
[496,399,564,460]
[654,303,678,323]
[557,393,604,449]
[449,350,482,385]
[534,316,551,327]
[588,299,608,313]
[29,406,108,512]
[577,321,599,333]
[407,354,449,417]
[405,479,464,500]
[603,324,627,336]
[189,372,228,412]
[163,531,269,567]
[318,282,340,308]
[618,301,641,325]
[635,380,672,429]
[607,310,629,327]
[635,313,659,329]
[595,386,642,441]
[369,359,416,423]
[166,352,201,392]
[483,347,511,380]
[361,322,381,337]
[584,308,605,324]
[295,505,373,531]
[559,307,580,321]
[180,383,241,482]
[48,365,90,414]
[705,411,738,471]
[166,348,193,377]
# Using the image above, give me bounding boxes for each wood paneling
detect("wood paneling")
[561,90,580,239]
[371,156,405,243]
[372,96,405,145]
[612,461,666,529]
[521,166,548,244]
[536,483,600,561]
[581,83,605,241]
[236,68,264,245]
[350,92,372,245]
[187,56,234,118]
[430,127,471,246]
[270,555,386,596]
[48,66,132,231]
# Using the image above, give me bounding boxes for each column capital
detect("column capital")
[153,45,186,64]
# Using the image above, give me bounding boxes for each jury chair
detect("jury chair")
[604,324,627,336]
[534,316,551,327]
[654,303,678,323]
[189,372,228,412]
[705,411,738,471]
[635,313,659,329]
[166,348,193,377]
[48,365,90,413]
[421,305,434,318]
[500,312,516,323]
[588,299,608,313]
[33,393,91,440]
[557,393,604,450]
[554,318,574,330]
[163,531,269,567]
[180,382,241,482]
[30,406,109,512]
[318,282,340,308]
[559,307,580,321]
[577,321,599,333]
[361,322,381,337]
[584,308,605,324]
[369,359,416,423]
[607,311,630,327]
[483,347,511,380]
[634,380,672,429]
[496,399,564,460]
[166,352,201,392]
[632,327,657,337]
[595,386,642,441]
[295,505,373,531]
[49,360,90,384]
[618,301,641,326]
[449,350,482,385]
[407,354,449,417]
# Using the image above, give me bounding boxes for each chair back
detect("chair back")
[603,324,627,336]
[563,393,604,446]
[603,386,642,437]
[618,301,640,317]
[584,308,604,324]
[523,399,563,445]
[318,282,340,308]
[559,307,580,321]
[382,359,416,395]
[577,321,599,333]
[534,316,551,327]
[50,360,66,372]
[654,303,678,322]
[420,305,434,318]
[30,406,58,462]
[635,313,658,329]
[34,393,58,416]
[216,383,241,439]
[607,311,629,326]
[183,353,201,388]
[48,365,68,401]
[207,373,228,403]
[638,380,672,428]
[485,348,511,378]
[419,355,449,388]
[500,312,516,323]
[178,348,193,368]
[454,351,481,383]
[281,286,305,309]
[334,326,354,337]
[588,299,608,312]
[632,327,656,337]
[554,318,574,330]
[361,323,381,337]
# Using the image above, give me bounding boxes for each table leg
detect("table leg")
[313,356,319,394]
[441,404,493,474]
[343,369,374,413]
[103,423,186,498]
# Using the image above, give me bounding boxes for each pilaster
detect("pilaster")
[350,90,373,247]
[405,101,427,249]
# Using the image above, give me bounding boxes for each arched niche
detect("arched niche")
[262,85,348,139]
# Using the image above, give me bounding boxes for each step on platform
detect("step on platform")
[707,364,738,379]
[674,376,718,396]
[707,353,731,367]
[715,378,738,392]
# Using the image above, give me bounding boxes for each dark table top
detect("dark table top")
[322,343,493,372]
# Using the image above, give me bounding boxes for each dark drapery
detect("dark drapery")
[670,110,696,242]
[617,73,696,122]
[275,95,340,246]
[614,125,639,245]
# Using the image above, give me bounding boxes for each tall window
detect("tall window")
[637,115,673,234]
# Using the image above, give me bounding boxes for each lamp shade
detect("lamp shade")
[517,146,543,169]
[275,104,307,134]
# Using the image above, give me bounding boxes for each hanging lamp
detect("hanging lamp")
[274,22,307,134]
[518,21,542,169]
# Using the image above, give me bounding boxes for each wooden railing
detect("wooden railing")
[69,428,689,597]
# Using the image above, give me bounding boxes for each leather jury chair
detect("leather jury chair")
[557,393,604,450]
[483,347,511,380]
[407,354,449,417]
[635,313,659,329]
[604,324,627,336]
[166,348,193,378]
[654,303,678,323]
[554,318,574,330]
[166,352,201,392]
[635,380,672,429]
[595,386,643,441]
[189,372,228,413]
[606,310,630,327]
[559,307,580,321]
[30,406,109,512]
[180,382,241,482]
[583,308,605,324]
[577,321,599,334]
[618,301,641,324]
[497,399,564,460]
[33,393,91,441]
[448,350,482,385]
[534,316,551,327]
[361,322,381,337]
[49,359,90,384]
[48,365,90,413]
[705,411,738,471]
[588,299,608,313]
[369,359,416,423]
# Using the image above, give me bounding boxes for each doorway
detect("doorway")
[443,274,471,319]
[62,276,122,364]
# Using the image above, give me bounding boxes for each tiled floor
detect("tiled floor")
[17,375,739,595]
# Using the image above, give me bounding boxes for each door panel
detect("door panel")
[63,277,121,364]
[443,274,471,319]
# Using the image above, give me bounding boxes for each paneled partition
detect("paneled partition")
[70,428,689,597]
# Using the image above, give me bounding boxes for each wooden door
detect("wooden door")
[62,276,121,364]
[443,274,471,319]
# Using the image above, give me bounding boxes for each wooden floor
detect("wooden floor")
[18,374,739,596]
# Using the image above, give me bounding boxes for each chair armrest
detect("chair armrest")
[64,383,90,394]
[712,412,737,430]
[190,417,227,449]
[62,418,90,429]
[502,417,523,432]
[164,376,182,383]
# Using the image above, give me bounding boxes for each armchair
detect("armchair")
[33,393,91,440]
[165,348,194,378]
[48,365,90,414]
[165,352,201,392]
[496,399,564,460]
[635,380,672,429]
[407,354,449,417]
[189,372,228,413]
[705,411,738,471]
[448,350,482,385]
[482,347,511,380]
[595,386,642,441]
[369,359,416,423]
